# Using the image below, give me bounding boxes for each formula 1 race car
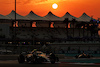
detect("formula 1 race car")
[75,53,93,59]
[18,49,59,64]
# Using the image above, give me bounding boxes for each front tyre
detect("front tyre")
[50,59,55,64]
[18,54,25,63]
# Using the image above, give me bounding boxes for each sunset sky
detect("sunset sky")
[0,0,100,19]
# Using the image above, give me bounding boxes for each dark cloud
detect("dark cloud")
[33,0,67,5]
[4,0,66,5]
[16,0,48,5]
[23,0,32,4]
[35,0,48,3]
[15,0,32,5]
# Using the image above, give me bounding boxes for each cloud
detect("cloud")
[16,0,32,5]
[17,0,67,5]
[23,0,33,4]
[3,0,68,5]
[1,0,68,5]
[34,0,48,3]
[16,0,47,5]
[32,0,67,5]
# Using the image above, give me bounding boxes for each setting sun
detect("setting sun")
[0,0,100,19]
[52,3,58,9]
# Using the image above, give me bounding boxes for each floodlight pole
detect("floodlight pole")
[14,0,16,43]
[15,0,16,24]
[15,0,16,28]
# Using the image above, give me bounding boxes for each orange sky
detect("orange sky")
[0,0,100,19]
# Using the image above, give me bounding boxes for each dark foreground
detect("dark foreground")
[0,60,100,67]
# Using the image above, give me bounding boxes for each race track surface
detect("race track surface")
[0,60,100,67]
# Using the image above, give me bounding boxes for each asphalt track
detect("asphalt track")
[0,60,100,67]
[0,55,100,67]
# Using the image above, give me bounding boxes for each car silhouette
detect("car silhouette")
[18,49,59,64]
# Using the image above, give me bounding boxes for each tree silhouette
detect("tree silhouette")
[75,20,98,41]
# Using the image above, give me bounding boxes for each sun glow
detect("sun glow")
[52,3,58,9]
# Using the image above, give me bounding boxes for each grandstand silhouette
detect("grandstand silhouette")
[0,10,99,45]
[0,11,100,54]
